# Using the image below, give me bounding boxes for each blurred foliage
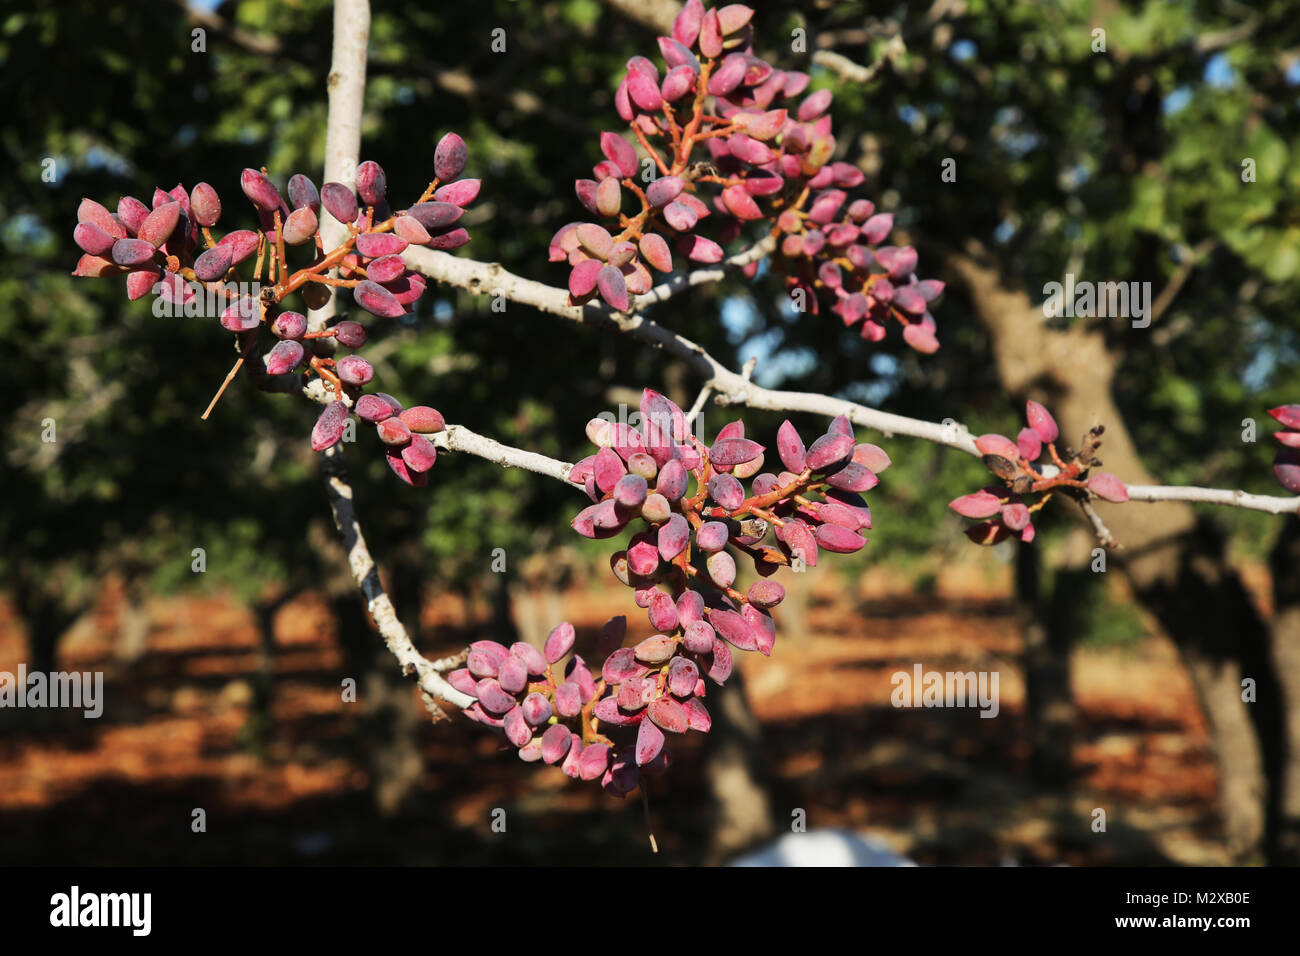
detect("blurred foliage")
[1,0,1297,642]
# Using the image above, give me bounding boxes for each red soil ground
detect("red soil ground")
[0,562,1236,865]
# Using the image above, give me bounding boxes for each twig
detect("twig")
[1076,495,1118,549]
[201,356,245,420]
[1149,237,1217,324]
[1194,16,1261,53]
[685,382,714,431]
[427,649,469,673]
[179,0,281,55]
[640,785,659,854]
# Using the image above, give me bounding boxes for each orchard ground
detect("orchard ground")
[0,558,1255,866]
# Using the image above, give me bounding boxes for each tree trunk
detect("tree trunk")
[509,550,572,651]
[507,581,541,649]
[950,243,1282,860]
[1017,542,1075,789]
[16,585,74,676]
[246,591,297,751]
[662,371,777,862]
[333,586,424,818]
[702,669,776,863]
[114,575,152,667]
[375,550,430,817]
[10,583,77,732]
[488,568,521,647]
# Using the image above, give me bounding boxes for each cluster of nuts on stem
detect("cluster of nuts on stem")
[949,400,1129,545]
[449,389,886,795]
[1271,404,1300,493]
[552,0,945,351]
[72,134,479,481]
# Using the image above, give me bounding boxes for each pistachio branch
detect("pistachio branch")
[310,0,370,334]
[321,444,475,716]
[308,0,480,719]
[400,246,1300,519]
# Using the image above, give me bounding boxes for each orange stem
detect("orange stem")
[201,357,244,420]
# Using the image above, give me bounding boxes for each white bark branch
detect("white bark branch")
[431,424,576,484]
[685,381,714,430]
[311,0,370,334]
[321,444,475,714]
[1123,485,1300,515]
[709,383,980,453]
[307,0,479,720]
[401,245,1300,518]
[405,237,980,452]
[1076,495,1118,549]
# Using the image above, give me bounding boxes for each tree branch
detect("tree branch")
[401,246,1300,518]
[404,238,981,452]
[431,424,576,484]
[1076,495,1118,548]
[320,444,475,716]
[311,0,370,334]
[1194,15,1261,53]
[179,0,282,55]
[685,381,715,428]
[812,36,907,86]
[1123,485,1300,515]
[1149,237,1217,325]
[347,417,1300,524]
[306,0,480,720]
